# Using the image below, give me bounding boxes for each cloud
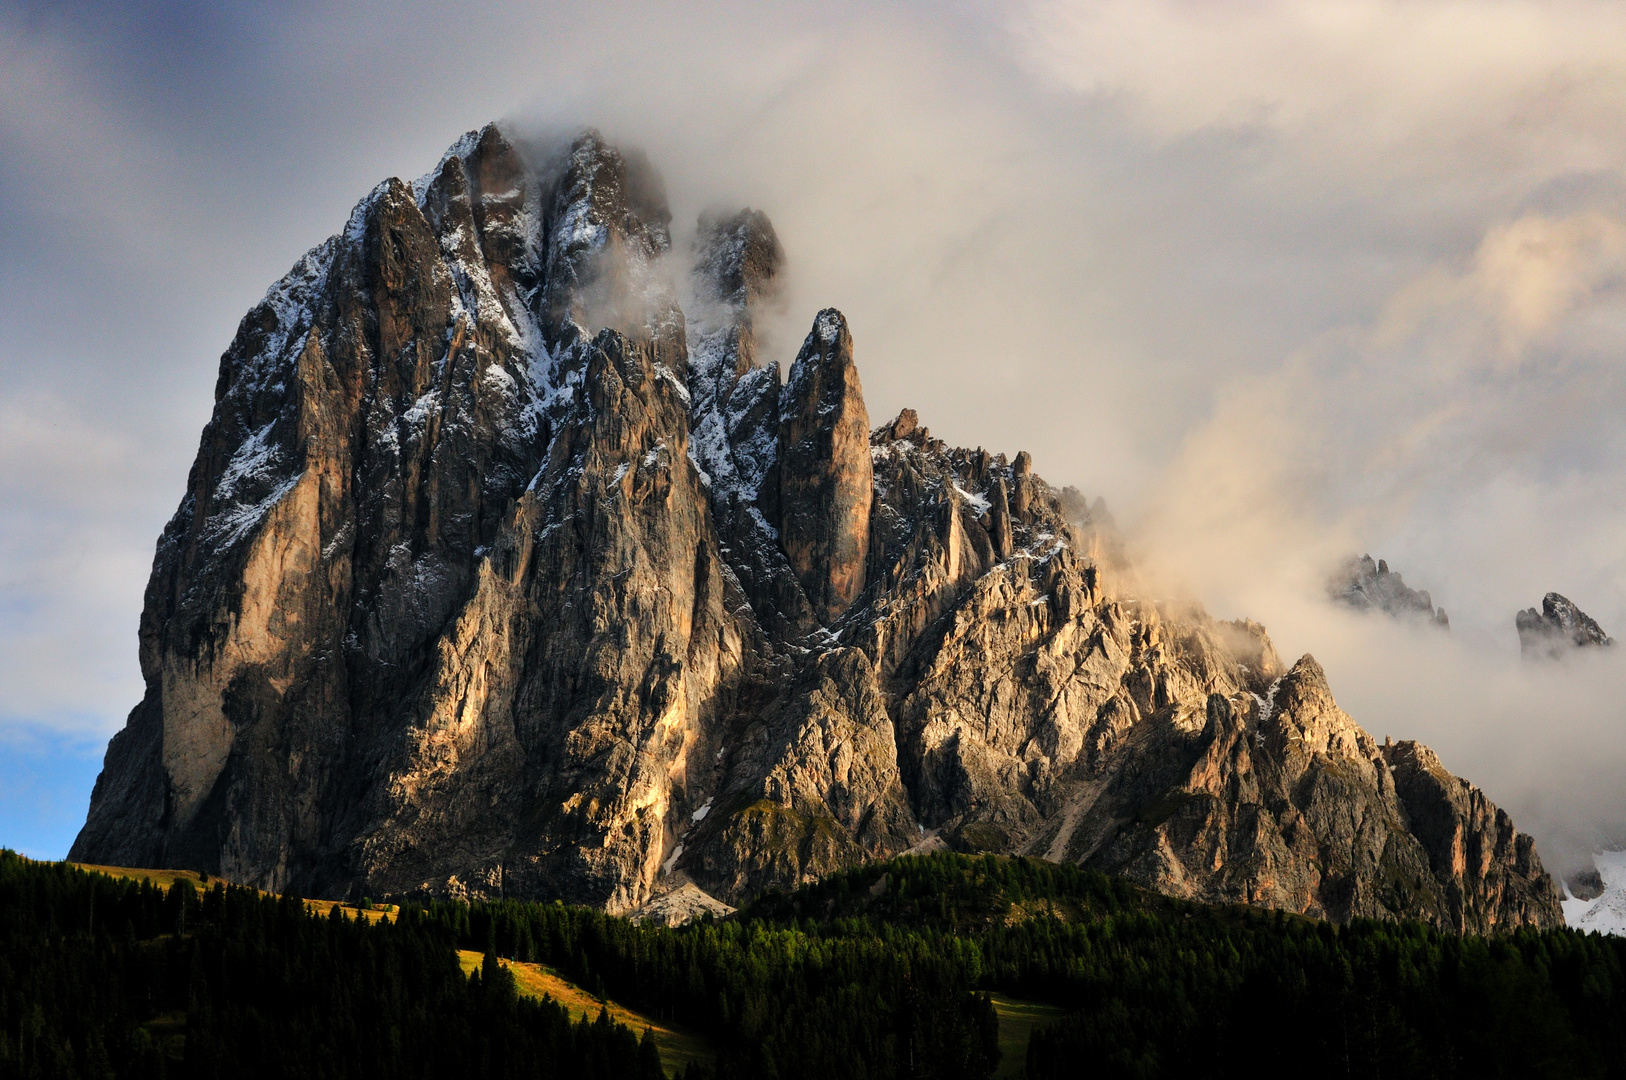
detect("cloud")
[1137,203,1626,622]
[1126,201,1626,873]
[4,0,1626,866]
[1378,211,1626,363]
[1015,0,1626,167]
[0,393,151,734]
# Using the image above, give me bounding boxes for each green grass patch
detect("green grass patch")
[988,994,1070,1079]
[457,950,711,1076]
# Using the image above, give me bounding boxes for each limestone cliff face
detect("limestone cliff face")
[774,310,872,624]
[74,124,1562,932]
[1381,740,1558,934]
[74,127,731,911]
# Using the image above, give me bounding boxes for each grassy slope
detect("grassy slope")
[456,950,711,1076]
[65,863,707,1071]
[70,862,212,891]
[75,853,1096,1076]
[987,995,1069,1080]
[70,863,398,923]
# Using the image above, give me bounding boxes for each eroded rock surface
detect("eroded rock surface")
[631,882,736,927]
[1330,554,1449,628]
[774,310,872,624]
[74,125,1562,932]
[1517,592,1613,660]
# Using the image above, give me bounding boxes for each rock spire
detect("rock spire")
[1330,554,1449,628]
[1517,592,1613,660]
[72,125,1562,933]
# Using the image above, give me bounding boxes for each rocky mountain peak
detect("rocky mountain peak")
[1517,592,1614,660]
[688,208,783,390]
[692,208,783,314]
[73,124,1562,934]
[1561,851,1626,935]
[873,407,937,449]
[1330,553,1449,628]
[776,309,872,624]
[1380,739,1562,931]
[1211,618,1284,686]
[536,128,678,354]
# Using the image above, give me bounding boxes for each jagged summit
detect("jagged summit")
[1517,592,1613,660]
[73,124,1560,933]
[691,209,783,319]
[1330,554,1449,628]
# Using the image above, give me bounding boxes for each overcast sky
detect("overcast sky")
[4,0,1626,871]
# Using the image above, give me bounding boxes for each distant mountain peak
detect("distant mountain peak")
[1561,850,1626,936]
[1329,553,1449,628]
[1517,592,1614,660]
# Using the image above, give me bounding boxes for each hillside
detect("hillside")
[453,949,710,1074]
[411,850,1624,1078]
[7,851,1626,1078]
[0,852,663,1079]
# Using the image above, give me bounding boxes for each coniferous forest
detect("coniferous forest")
[5,849,1626,1079]
[0,852,662,1079]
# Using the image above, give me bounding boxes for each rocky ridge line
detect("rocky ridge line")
[1516,592,1613,660]
[1330,554,1449,628]
[72,124,1562,934]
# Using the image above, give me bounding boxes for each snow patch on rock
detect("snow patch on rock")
[1563,850,1626,936]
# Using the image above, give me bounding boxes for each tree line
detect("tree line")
[427,852,1626,1079]
[8,848,1626,1078]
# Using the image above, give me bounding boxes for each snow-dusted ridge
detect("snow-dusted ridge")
[198,124,696,554]
[73,122,1568,936]
[1563,850,1626,936]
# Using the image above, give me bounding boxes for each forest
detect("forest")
[427,854,1626,1079]
[0,851,662,1079]
[6,849,1626,1078]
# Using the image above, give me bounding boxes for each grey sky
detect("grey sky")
[4,0,1626,868]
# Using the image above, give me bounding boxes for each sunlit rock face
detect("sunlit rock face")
[72,125,1562,932]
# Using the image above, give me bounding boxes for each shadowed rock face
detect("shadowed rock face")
[1382,740,1560,934]
[73,124,1562,932]
[1517,592,1613,660]
[1330,554,1449,628]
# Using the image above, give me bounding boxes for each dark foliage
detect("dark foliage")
[0,852,662,1080]
[422,890,1000,1080]
[1018,909,1626,1079]
[10,849,1625,1079]
[435,852,1626,1080]
[756,854,1626,1080]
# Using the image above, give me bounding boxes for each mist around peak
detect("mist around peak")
[3,2,1626,882]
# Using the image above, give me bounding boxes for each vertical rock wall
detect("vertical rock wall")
[775,310,872,624]
[73,124,1563,932]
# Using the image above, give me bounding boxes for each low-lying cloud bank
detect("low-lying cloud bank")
[1131,187,1626,875]
[3,0,1626,870]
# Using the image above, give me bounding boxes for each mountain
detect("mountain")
[1561,850,1626,936]
[1329,554,1449,628]
[1517,592,1614,660]
[72,124,1561,933]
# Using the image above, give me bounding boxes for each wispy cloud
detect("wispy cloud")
[3,0,1626,865]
